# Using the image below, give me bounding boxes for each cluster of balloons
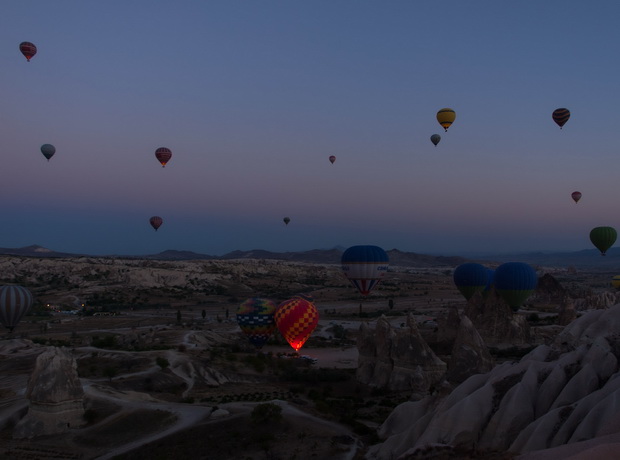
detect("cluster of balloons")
[429,108,456,147]
[453,262,537,311]
[236,295,319,352]
[0,285,34,332]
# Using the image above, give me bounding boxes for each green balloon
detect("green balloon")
[590,226,617,256]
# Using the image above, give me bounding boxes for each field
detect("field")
[0,257,614,459]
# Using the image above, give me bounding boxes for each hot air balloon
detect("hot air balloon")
[341,245,389,296]
[275,295,319,352]
[329,155,336,164]
[19,42,37,61]
[494,262,538,312]
[155,147,172,167]
[236,298,277,349]
[149,216,163,231]
[283,217,290,225]
[430,134,441,146]
[571,191,582,203]
[552,108,570,129]
[0,285,34,332]
[453,263,489,301]
[437,108,456,132]
[590,226,617,256]
[40,144,55,161]
[612,275,620,289]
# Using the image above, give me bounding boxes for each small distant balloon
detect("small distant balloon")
[552,108,570,129]
[155,147,172,167]
[283,217,290,225]
[0,285,34,332]
[571,191,582,203]
[590,226,617,256]
[430,134,441,146]
[40,144,55,161]
[149,216,163,231]
[329,155,336,164]
[436,108,456,132]
[19,42,37,61]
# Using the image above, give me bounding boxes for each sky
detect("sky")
[2,1,620,257]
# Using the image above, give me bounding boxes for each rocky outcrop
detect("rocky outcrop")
[464,290,531,346]
[557,295,577,326]
[445,315,494,384]
[357,314,446,395]
[13,347,85,438]
[367,304,620,459]
[574,291,620,310]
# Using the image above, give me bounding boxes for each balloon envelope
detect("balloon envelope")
[436,108,456,132]
[571,191,582,203]
[19,42,37,61]
[155,147,172,167]
[612,275,620,289]
[453,263,489,301]
[590,226,617,256]
[494,262,538,311]
[430,134,441,146]
[149,216,163,231]
[236,298,277,349]
[329,155,336,164]
[275,296,319,352]
[40,144,56,161]
[283,217,290,225]
[341,245,389,296]
[552,108,570,129]
[0,285,34,332]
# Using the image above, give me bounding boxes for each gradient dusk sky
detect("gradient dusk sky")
[2,1,619,256]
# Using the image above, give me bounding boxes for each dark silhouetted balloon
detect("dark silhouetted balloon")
[155,147,172,167]
[0,285,34,332]
[552,108,570,129]
[437,108,456,132]
[453,263,489,301]
[283,217,290,225]
[275,295,319,352]
[494,262,538,311]
[430,134,441,146]
[236,298,277,349]
[40,144,55,161]
[329,155,336,164]
[19,42,37,61]
[341,245,389,296]
[590,226,617,256]
[571,191,582,203]
[149,216,163,231]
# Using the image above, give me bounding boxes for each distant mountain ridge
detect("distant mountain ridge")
[0,244,617,269]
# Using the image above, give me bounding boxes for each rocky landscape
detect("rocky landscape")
[0,252,619,458]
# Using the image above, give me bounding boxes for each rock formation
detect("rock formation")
[445,314,494,384]
[557,295,577,326]
[367,304,620,459]
[14,347,85,438]
[464,290,531,346]
[356,314,446,396]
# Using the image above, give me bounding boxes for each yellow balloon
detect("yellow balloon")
[612,275,620,289]
[437,108,456,132]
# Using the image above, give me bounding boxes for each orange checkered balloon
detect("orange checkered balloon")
[275,296,319,352]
